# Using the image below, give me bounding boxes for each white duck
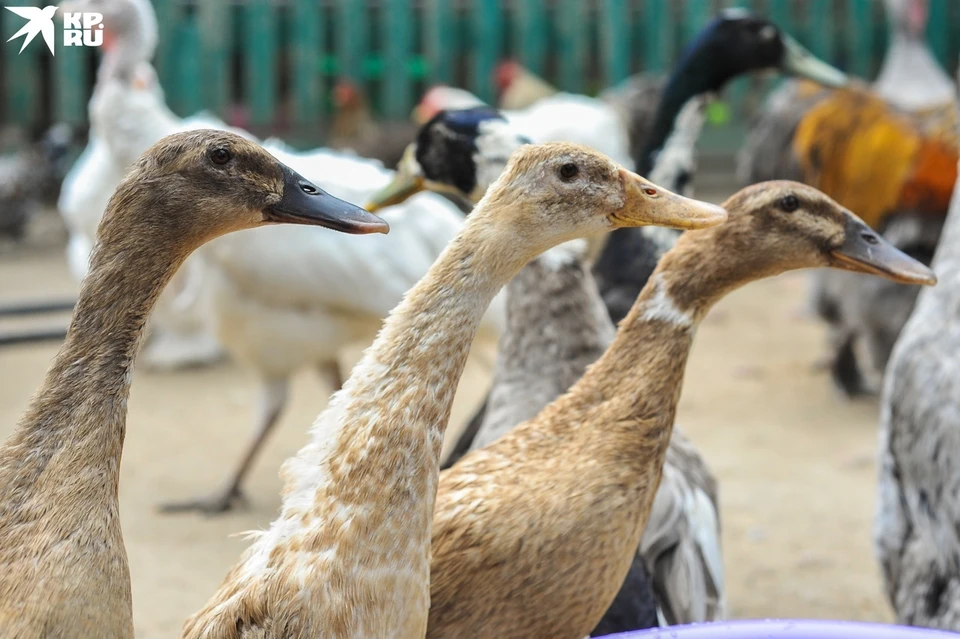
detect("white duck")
[415,85,633,169]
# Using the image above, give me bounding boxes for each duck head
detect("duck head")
[713,181,936,286]
[475,142,726,254]
[682,10,848,91]
[100,130,388,248]
[367,107,530,211]
[412,86,487,125]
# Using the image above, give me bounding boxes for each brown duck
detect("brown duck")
[428,181,936,639]
[0,129,386,639]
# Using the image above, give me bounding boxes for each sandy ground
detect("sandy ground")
[0,212,894,637]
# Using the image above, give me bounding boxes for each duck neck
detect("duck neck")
[274,203,535,592]
[874,32,954,111]
[5,208,187,507]
[562,223,774,471]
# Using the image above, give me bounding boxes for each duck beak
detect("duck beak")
[265,164,389,234]
[365,172,426,213]
[829,216,936,286]
[779,34,848,88]
[615,169,727,230]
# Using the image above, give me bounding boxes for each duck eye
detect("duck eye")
[559,163,579,181]
[779,194,799,212]
[210,148,231,166]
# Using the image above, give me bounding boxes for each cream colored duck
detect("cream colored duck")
[368,107,721,632]
[426,182,936,639]
[0,130,386,639]
[180,142,726,638]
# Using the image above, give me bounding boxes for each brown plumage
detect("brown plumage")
[427,181,936,639]
[0,129,385,639]
[180,143,725,639]
[328,79,418,168]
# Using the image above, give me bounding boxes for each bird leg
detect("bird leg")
[158,377,290,515]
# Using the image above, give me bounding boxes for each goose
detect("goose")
[368,106,716,632]
[736,0,958,396]
[179,142,726,639]
[426,181,935,639]
[0,129,386,639]
[875,62,960,630]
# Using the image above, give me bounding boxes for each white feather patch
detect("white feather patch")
[641,275,694,327]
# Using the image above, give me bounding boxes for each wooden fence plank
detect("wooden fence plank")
[516,0,547,75]
[926,0,948,67]
[383,0,412,118]
[175,16,203,116]
[53,24,87,125]
[557,0,586,93]
[2,0,41,128]
[847,0,874,78]
[471,0,501,102]
[600,0,628,88]
[808,0,836,63]
[245,0,277,126]
[424,0,454,84]
[198,0,231,118]
[337,0,367,83]
[290,0,322,126]
[152,0,177,99]
[642,0,671,74]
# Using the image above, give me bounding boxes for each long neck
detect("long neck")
[275,206,534,571]
[552,223,774,469]
[1,212,184,512]
[874,31,954,111]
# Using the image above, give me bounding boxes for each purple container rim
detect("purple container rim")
[605,619,960,638]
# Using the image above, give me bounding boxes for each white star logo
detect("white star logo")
[5,5,57,55]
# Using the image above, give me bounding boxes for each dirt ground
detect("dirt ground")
[0,212,894,638]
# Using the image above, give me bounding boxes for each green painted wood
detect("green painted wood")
[424,0,455,83]
[52,42,86,125]
[175,17,203,116]
[290,0,322,125]
[684,0,711,45]
[642,0,671,73]
[244,0,277,126]
[808,0,835,63]
[152,0,178,99]
[600,0,628,87]
[516,0,547,75]
[2,0,41,127]
[847,0,874,78]
[723,0,753,119]
[926,0,948,67]
[198,0,230,118]
[557,0,586,93]
[383,0,412,118]
[336,0,366,82]
[471,0,501,103]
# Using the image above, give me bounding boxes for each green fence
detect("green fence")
[2,0,959,144]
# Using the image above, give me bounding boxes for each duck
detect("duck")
[415,10,846,183]
[875,63,960,630]
[328,78,418,168]
[368,106,719,632]
[426,181,935,639]
[179,142,726,639]
[56,0,237,371]
[0,124,72,241]
[590,9,848,324]
[0,129,387,639]
[736,0,958,396]
[157,140,493,514]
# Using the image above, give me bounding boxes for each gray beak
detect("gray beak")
[830,216,937,286]
[265,164,389,235]
[779,34,849,89]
